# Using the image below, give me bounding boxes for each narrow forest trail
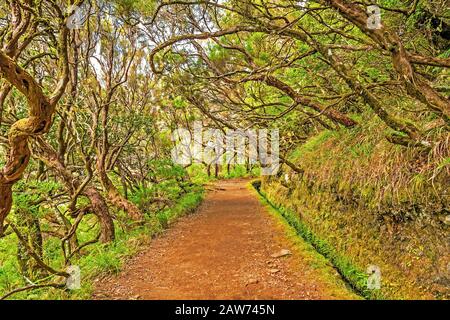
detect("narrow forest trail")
[93,179,357,300]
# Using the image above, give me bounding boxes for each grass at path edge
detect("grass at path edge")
[249,180,384,300]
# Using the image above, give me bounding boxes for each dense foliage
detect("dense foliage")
[0,0,448,299]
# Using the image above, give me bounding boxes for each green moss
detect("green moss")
[252,180,384,300]
[289,130,337,161]
[249,182,361,300]
[0,188,204,300]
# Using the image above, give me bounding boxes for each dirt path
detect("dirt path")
[93,179,356,300]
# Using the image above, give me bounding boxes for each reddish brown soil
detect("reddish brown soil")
[93,179,353,300]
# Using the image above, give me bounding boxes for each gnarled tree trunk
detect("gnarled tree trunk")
[16,208,45,280]
[97,159,143,221]
[0,2,70,234]
[84,187,115,243]
[0,52,56,235]
[33,138,115,243]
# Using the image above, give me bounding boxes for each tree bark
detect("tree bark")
[0,52,55,235]
[16,208,44,280]
[83,187,115,243]
[97,159,143,221]
[0,10,70,234]
[33,139,115,243]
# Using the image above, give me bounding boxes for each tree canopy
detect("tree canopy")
[0,0,448,300]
